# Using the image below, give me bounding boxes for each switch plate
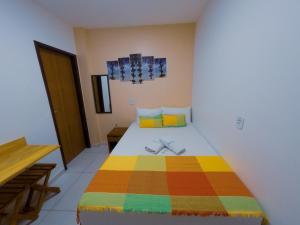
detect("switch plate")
[235,116,245,130]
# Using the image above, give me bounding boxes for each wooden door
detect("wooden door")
[38,47,86,163]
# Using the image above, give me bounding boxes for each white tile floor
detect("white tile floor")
[19,145,109,225]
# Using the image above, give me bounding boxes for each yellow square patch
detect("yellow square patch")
[100,156,138,171]
[196,156,232,172]
[134,156,166,171]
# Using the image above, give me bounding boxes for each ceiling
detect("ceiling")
[32,0,206,28]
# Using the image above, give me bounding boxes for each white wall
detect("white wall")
[192,1,300,225]
[0,0,76,177]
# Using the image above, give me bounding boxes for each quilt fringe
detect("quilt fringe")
[78,205,123,213]
[225,211,269,225]
[172,210,228,217]
[77,207,268,225]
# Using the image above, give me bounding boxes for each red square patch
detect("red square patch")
[167,172,216,196]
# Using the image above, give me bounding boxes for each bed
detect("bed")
[77,122,267,225]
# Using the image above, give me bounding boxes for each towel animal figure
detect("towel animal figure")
[145,139,186,155]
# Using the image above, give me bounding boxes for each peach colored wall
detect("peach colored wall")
[74,28,101,145]
[74,24,196,144]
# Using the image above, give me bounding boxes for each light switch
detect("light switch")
[235,116,245,130]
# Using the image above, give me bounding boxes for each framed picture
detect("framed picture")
[118,57,131,81]
[106,61,120,80]
[141,56,154,80]
[129,54,142,84]
[154,58,167,77]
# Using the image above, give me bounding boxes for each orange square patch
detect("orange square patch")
[85,170,132,193]
[205,172,253,197]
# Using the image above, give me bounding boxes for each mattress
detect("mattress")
[111,122,216,156]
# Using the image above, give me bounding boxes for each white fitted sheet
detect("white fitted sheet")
[111,122,217,156]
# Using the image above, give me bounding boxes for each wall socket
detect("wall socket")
[128,98,136,105]
[235,116,245,130]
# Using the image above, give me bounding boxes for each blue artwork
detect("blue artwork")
[106,54,167,83]
[129,54,142,84]
[118,57,131,81]
[142,56,154,80]
[154,58,167,77]
[106,61,120,80]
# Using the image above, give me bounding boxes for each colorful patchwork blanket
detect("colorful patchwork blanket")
[78,155,268,225]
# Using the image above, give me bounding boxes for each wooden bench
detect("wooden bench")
[0,137,60,186]
[0,137,61,225]
[0,163,60,225]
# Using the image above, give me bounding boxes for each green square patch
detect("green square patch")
[79,192,126,212]
[135,156,166,171]
[124,194,171,214]
[219,196,262,213]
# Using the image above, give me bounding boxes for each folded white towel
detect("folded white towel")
[145,139,163,151]
[158,139,186,155]
[145,137,186,155]
[145,138,170,154]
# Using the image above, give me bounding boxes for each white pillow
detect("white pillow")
[136,107,162,124]
[162,106,192,123]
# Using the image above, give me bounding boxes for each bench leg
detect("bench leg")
[9,193,24,225]
[24,169,55,217]
[36,170,51,213]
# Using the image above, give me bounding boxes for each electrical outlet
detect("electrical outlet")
[235,116,245,130]
[128,98,136,105]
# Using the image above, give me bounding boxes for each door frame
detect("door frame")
[34,41,91,169]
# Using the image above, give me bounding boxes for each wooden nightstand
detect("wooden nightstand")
[107,127,128,153]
